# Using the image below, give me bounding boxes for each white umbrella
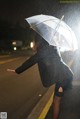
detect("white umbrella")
[25,14,78,52]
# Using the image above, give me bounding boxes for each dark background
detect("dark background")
[0,0,80,50]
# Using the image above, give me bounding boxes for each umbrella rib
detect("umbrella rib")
[31,15,64,29]
[50,18,63,42]
[26,15,78,51]
[31,19,63,42]
[30,19,59,28]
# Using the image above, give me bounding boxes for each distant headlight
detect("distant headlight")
[13,47,17,51]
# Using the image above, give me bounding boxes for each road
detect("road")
[0,53,48,119]
[0,50,78,119]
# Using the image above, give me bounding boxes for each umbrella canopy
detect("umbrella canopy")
[25,14,78,52]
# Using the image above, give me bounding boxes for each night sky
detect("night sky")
[0,0,61,25]
[0,0,80,49]
[0,0,80,26]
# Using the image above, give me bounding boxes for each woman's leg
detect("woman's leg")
[53,86,63,119]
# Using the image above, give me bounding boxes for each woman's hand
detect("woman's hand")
[7,69,15,72]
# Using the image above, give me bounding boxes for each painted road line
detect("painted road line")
[27,85,55,119]
[0,57,20,64]
[38,94,54,119]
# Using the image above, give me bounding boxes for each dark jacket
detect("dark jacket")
[15,45,73,87]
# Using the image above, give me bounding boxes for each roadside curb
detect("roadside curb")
[27,85,55,119]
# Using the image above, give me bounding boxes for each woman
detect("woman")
[7,33,73,119]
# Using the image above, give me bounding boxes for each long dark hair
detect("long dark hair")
[35,33,49,50]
